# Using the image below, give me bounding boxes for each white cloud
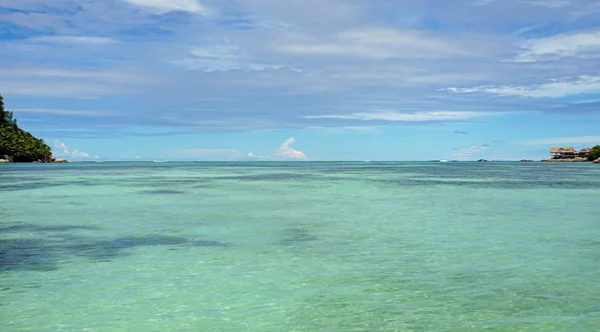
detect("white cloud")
[444,75,600,98]
[306,126,379,133]
[53,139,92,159]
[524,0,571,8]
[122,0,208,14]
[473,0,497,6]
[28,36,117,44]
[305,111,495,122]
[519,136,600,145]
[274,137,307,161]
[452,145,490,160]
[514,31,600,62]
[276,27,474,59]
[0,68,145,98]
[53,139,68,154]
[247,152,261,159]
[166,148,243,159]
[70,149,90,159]
[11,108,112,116]
[476,0,571,8]
[174,45,282,72]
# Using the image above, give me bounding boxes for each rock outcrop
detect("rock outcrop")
[542,157,589,162]
[53,158,68,163]
[594,158,600,164]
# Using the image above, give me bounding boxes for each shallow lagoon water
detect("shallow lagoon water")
[1,162,600,331]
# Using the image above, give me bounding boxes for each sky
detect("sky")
[1,0,600,161]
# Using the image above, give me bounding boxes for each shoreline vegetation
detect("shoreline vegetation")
[0,93,66,163]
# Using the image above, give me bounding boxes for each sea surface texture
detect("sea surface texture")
[1,162,599,331]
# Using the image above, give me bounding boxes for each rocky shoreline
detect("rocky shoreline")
[540,157,600,163]
[0,155,68,163]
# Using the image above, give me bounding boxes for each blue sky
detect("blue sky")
[1,0,600,161]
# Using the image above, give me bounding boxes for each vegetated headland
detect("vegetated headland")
[0,93,67,163]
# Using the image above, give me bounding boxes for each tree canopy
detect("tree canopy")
[0,93,53,162]
[589,145,600,161]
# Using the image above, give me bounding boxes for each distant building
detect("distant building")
[578,148,591,158]
[549,147,590,159]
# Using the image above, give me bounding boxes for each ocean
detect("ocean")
[1,162,599,331]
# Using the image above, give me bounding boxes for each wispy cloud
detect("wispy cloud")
[174,44,282,72]
[305,111,496,122]
[444,75,600,98]
[276,27,476,59]
[11,108,113,117]
[472,0,497,6]
[274,137,307,160]
[519,135,600,145]
[28,36,118,44]
[452,144,490,160]
[306,126,380,133]
[165,148,243,159]
[476,0,571,8]
[453,130,469,135]
[53,139,92,159]
[514,31,600,62]
[0,68,146,98]
[121,0,209,14]
[524,0,572,9]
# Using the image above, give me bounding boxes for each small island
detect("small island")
[0,93,66,163]
[541,147,600,163]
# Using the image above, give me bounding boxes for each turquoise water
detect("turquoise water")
[1,162,599,331]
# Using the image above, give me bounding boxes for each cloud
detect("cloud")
[306,126,380,133]
[274,137,307,160]
[174,45,283,72]
[162,138,307,161]
[453,131,469,135]
[121,0,209,14]
[53,139,92,159]
[444,76,600,98]
[472,0,497,6]
[276,27,475,59]
[28,36,118,44]
[305,111,496,122]
[524,0,572,9]
[452,144,490,160]
[475,0,571,8]
[519,135,600,145]
[0,68,146,98]
[514,31,600,62]
[165,148,243,159]
[11,108,113,117]
[2,0,600,142]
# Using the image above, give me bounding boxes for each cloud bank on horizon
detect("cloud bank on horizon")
[1,0,599,160]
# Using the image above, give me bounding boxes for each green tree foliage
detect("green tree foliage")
[588,145,600,161]
[0,93,53,162]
